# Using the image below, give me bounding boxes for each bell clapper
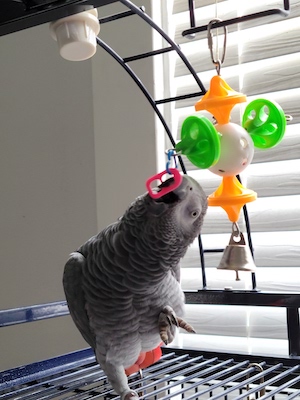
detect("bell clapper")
[233,223,242,280]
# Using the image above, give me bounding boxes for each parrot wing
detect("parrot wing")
[63,252,96,349]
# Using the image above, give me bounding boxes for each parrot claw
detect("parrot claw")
[121,390,139,400]
[158,305,195,345]
[167,313,178,327]
[177,317,196,334]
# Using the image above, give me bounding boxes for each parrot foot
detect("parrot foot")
[121,390,139,400]
[158,306,196,345]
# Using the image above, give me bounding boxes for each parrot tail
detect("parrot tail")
[125,344,162,376]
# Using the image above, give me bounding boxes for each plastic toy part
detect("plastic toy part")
[194,75,247,124]
[208,123,254,177]
[175,115,220,169]
[146,168,183,199]
[208,175,257,222]
[242,99,286,149]
[49,9,100,61]
[166,149,178,173]
[125,344,162,376]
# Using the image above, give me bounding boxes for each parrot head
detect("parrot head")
[147,175,207,244]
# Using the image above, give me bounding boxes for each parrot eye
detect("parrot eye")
[191,210,200,218]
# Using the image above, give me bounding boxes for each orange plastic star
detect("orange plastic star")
[195,75,247,124]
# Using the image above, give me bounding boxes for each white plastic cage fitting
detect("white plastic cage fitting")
[49,9,100,61]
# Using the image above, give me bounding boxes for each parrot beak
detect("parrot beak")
[155,175,197,203]
[155,177,181,204]
[170,175,198,201]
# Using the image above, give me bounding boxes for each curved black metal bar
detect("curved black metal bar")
[119,0,206,94]
[96,36,187,174]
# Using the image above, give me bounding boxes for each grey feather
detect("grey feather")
[63,252,96,349]
[63,175,207,399]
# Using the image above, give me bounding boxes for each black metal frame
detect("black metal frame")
[0,0,117,37]
[0,0,290,36]
[183,0,290,37]
[185,291,300,357]
[1,293,299,358]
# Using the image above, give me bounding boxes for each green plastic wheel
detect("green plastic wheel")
[242,99,286,149]
[175,115,220,169]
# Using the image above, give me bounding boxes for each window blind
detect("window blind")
[161,0,300,354]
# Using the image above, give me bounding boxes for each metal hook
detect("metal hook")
[207,18,227,75]
[232,222,241,238]
[166,149,178,174]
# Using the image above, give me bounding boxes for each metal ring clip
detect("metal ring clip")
[207,18,227,75]
[246,363,266,399]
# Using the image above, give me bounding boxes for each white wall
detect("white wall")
[92,1,158,229]
[0,0,158,370]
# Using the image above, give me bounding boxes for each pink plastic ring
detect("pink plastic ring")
[146,168,183,199]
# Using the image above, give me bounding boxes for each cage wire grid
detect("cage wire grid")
[1,349,300,399]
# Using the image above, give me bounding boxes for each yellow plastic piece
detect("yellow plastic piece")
[195,75,247,124]
[208,175,257,222]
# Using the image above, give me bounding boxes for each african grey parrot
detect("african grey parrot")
[63,175,207,399]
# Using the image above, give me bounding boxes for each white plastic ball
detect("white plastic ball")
[209,123,254,177]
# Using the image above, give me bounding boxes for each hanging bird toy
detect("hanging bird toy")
[175,18,286,280]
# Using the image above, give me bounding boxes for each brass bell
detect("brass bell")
[218,230,256,281]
